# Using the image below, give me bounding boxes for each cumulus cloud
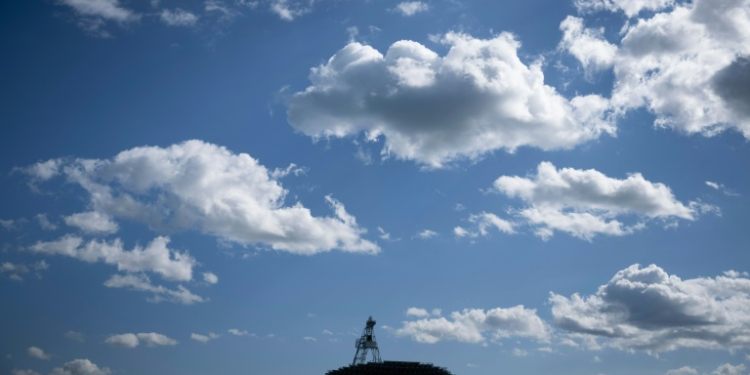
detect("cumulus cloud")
[23,140,378,255]
[63,212,119,234]
[396,306,549,344]
[406,307,431,317]
[27,347,50,360]
[105,333,139,348]
[709,364,747,375]
[49,359,112,375]
[491,162,711,240]
[454,212,514,239]
[551,264,750,353]
[104,273,204,304]
[559,16,617,77]
[29,235,195,282]
[287,33,614,168]
[569,0,750,139]
[160,8,199,26]
[106,332,177,348]
[394,1,429,16]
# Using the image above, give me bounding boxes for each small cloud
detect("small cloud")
[454,203,466,211]
[35,214,57,231]
[466,363,479,368]
[393,1,429,16]
[26,346,50,360]
[160,8,199,27]
[65,330,85,342]
[303,336,317,342]
[406,307,430,317]
[228,329,249,336]
[512,348,528,357]
[202,272,218,284]
[706,181,740,197]
[322,329,334,335]
[416,230,437,239]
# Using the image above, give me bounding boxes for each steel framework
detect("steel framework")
[352,316,382,365]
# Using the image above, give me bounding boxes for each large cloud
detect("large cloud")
[23,140,378,255]
[287,33,614,168]
[488,162,711,240]
[395,306,549,344]
[550,264,750,353]
[563,0,750,139]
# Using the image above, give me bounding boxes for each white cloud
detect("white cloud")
[105,332,177,348]
[574,0,674,17]
[1,260,48,281]
[665,367,699,375]
[394,1,429,16]
[571,0,750,139]
[287,33,614,168]
[512,348,528,357]
[454,212,515,239]
[105,333,139,348]
[160,8,199,27]
[228,328,249,336]
[706,181,740,197]
[58,0,138,22]
[396,305,549,344]
[303,336,317,341]
[269,0,311,21]
[709,364,746,375]
[35,214,57,231]
[58,0,139,37]
[29,235,195,282]
[27,347,50,360]
[202,272,218,284]
[551,264,750,353]
[191,332,220,343]
[24,140,378,255]
[191,333,210,343]
[63,212,119,234]
[416,229,437,239]
[559,16,617,77]
[406,307,430,317]
[49,359,111,375]
[104,274,204,304]
[492,162,710,240]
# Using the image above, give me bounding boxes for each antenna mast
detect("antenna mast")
[352,316,382,365]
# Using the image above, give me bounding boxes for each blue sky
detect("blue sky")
[2,0,750,374]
